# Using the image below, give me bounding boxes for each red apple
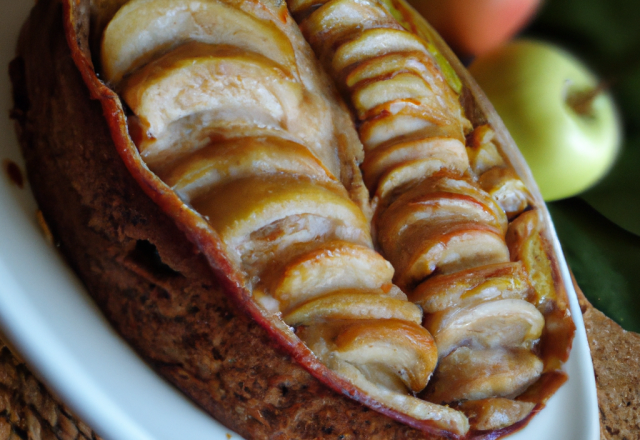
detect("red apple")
[407,0,541,57]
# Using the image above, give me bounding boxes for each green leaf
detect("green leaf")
[548,198,640,332]
[582,135,640,237]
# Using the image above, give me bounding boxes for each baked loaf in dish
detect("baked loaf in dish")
[11,0,575,438]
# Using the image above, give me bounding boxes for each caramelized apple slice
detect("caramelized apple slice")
[192,176,370,251]
[270,241,393,309]
[334,320,437,392]
[389,221,510,289]
[425,347,543,403]
[346,51,438,88]
[160,136,335,201]
[425,299,545,358]
[133,108,287,166]
[121,43,302,140]
[458,398,536,431]
[478,167,532,219]
[302,0,400,56]
[283,293,422,325]
[101,0,296,84]
[380,174,508,234]
[410,262,534,313]
[363,115,435,153]
[506,209,559,307]
[361,136,467,191]
[378,185,508,253]
[467,130,505,175]
[352,73,432,119]
[332,28,428,73]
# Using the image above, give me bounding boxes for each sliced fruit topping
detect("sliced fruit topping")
[380,173,509,234]
[360,113,438,151]
[302,0,401,56]
[159,136,335,201]
[458,398,536,432]
[425,298,545,358]
[390,221,510,289]
[101,0,296,84]
[269,241,393,309]
[332,28,428,74]
[410,262,533,313]
[192,175,370,251]
[120,43,302,140]
[506,209,558,308]
[133,108,287,166]
[479,167,531,219]
[334,320,437,392]
[352,73,432,119]
[424,347,543,403]
[346,51,438,89]
[377,181,509,253]
[361,136,467,192]
[283,293,422,326]
[467,127,505,176]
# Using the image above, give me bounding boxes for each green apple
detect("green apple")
[469,40,621,201]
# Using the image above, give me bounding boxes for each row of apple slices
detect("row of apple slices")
[292,0,546,428]
[100,0,460,430]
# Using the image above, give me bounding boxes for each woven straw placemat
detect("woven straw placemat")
[0,287,637,440]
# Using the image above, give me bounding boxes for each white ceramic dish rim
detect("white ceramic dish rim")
[0,1,598,439]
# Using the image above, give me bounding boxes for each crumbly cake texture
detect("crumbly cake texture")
[10,1,440,438]
[574,288,640,440]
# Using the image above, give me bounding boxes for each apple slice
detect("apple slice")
[425,347,543,403]
[457,398,536,432]
[361,136,467,192]
[372,159,451,215]
[121,43,302,141]
[133,107,287,167]
[352,73,433,120]
[332,28,428,74]
[334,320,437,392]
[506,209,559,307]
[388,221,510,289]
[282,292,422,326]
[360,113,436,151]
[159,136,335,201]
[466,125,506,175]
[192,175,370,251]
[478,167,532,219]
[101,0,297,84]
[380,174,508,234]
[410,262,533,313]
[424,298,545,358]
[269,241,393,309]
[345,51,439,89]
[302,0,400,56]
[377,191,506,253]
